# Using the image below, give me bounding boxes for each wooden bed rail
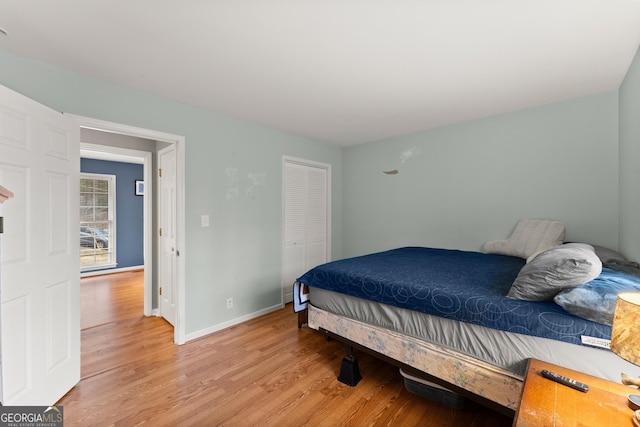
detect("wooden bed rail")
[306,304,523,416]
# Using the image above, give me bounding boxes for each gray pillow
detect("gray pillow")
[591,244,640,270]
[507,243,602,301]
[554,267,640,325]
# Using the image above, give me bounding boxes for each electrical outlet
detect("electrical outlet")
[226,297,233,309]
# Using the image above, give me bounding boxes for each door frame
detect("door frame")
[68,114,187,345]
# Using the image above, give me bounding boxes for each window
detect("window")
[80,173,116,270]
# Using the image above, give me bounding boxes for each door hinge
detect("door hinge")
[159,287,163,296]
[158,168,162,178]
[159,228,163,237]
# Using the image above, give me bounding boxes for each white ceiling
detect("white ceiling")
[1,1,640,146]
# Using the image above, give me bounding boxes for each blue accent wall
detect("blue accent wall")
[81,158,144,271]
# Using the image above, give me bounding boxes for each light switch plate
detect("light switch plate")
[201,214,210,227]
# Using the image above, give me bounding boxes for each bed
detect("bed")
[293,244,640,414]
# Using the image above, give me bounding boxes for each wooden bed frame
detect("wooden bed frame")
[299,305,524,416]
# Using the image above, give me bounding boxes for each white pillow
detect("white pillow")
[483,219,565,260]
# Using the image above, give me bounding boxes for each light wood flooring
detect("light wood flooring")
[60,270,514,426]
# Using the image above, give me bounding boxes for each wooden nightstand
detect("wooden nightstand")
[514,359,638,426]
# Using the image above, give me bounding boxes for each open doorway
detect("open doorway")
[80,135,154,317]
[79,141,148,332]
[70,114,186,344]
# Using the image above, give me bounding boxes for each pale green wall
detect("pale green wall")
[619,47,640,261]
[342,92,620,257]
[2,46,637,336]
[0,51,343,335]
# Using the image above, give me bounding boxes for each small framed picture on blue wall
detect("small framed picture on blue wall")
[135,180,144,196]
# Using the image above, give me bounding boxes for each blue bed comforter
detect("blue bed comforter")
[297,246,612,345]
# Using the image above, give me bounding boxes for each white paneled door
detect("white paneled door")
[158,145,177,326]
[282,157,330,303]
[0,85,80,404]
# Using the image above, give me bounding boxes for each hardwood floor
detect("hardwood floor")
[80,270,145,330]
[61,271,514,426]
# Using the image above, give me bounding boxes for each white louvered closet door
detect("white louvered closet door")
[282,158,330,303]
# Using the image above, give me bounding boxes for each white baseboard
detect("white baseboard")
[185,303,284,342]
[81,265,144,278]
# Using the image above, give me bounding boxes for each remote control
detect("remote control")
[541,370,589,392]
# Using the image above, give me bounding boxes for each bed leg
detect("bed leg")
[338,346,362,386]
[297,309,308,329]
